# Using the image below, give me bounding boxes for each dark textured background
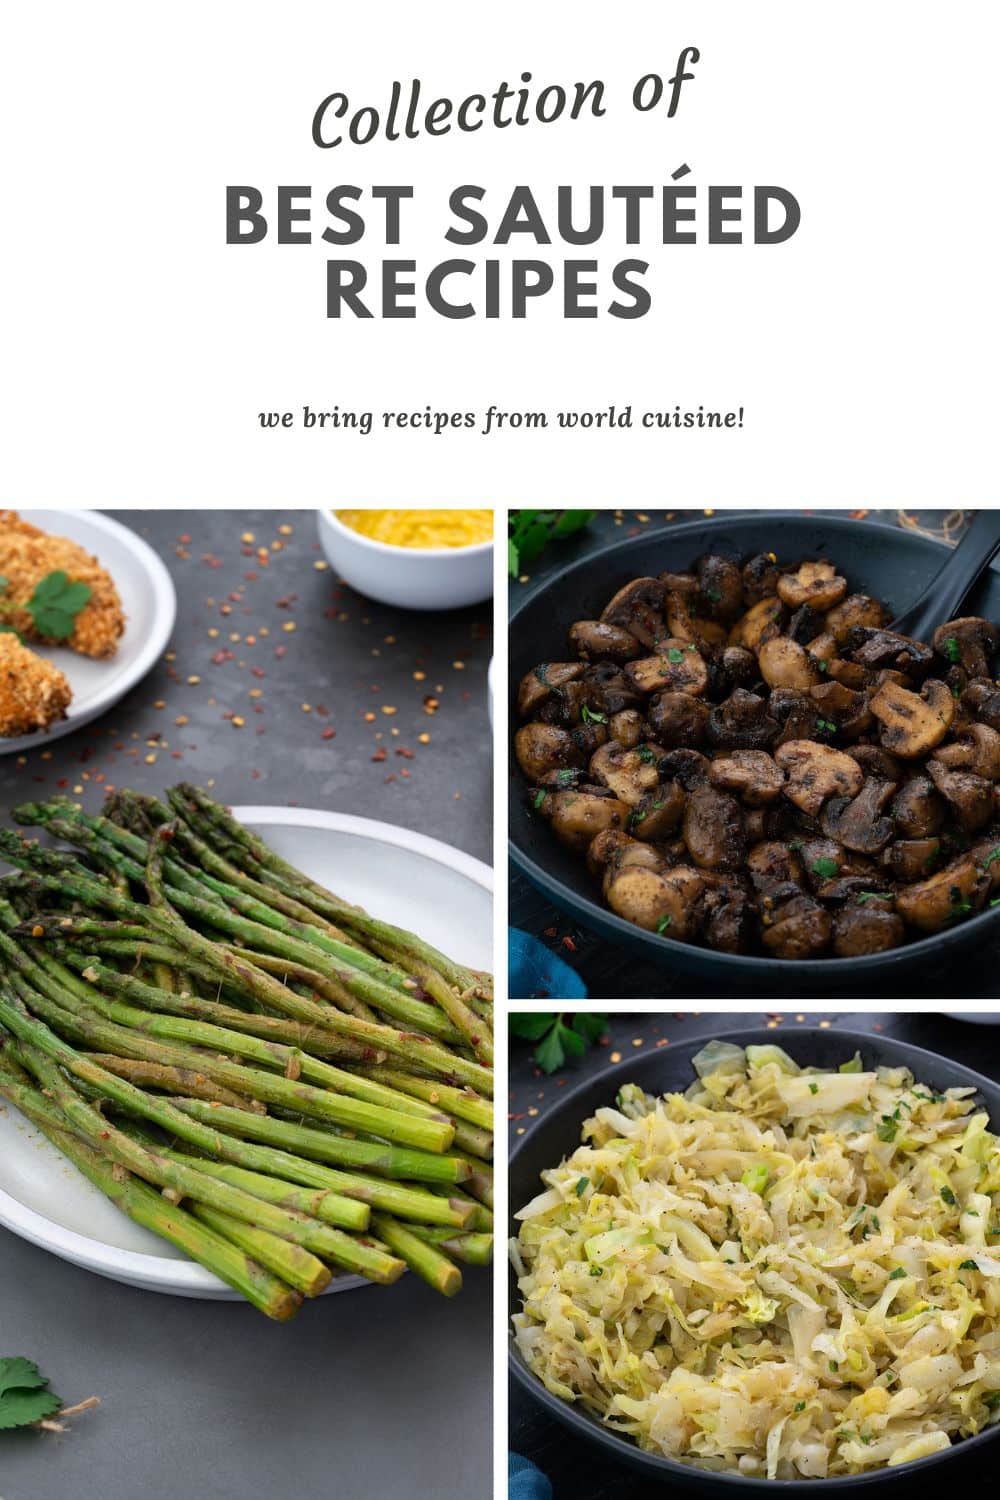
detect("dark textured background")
[509,1009,1000,1498]
[0,509,492,1500]
[508,508,1000,1000]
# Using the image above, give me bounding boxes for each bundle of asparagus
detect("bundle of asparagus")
[0,785,493,1320]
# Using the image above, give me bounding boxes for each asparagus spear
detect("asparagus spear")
[369,1214,462,1297]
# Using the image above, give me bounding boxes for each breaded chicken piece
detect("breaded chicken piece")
[0,631,72,736]
[0,511,124,659]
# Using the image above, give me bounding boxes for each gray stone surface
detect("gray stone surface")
[0,509,493,1500]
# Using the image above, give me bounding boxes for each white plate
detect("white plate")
[0,509,177,754]
[0,807,493,1299]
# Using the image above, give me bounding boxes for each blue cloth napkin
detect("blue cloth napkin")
[509,928,588,1001]
[509,1452,553,1500]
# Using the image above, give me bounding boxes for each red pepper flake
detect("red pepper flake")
[561,936,578,952]
[371,748,387,762]
[395,747,415,759]
[251,667,266,679]
[543,926,557,938]
[321,728,336,740]
[275,646,287,659]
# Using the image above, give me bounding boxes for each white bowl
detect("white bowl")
[316,510,493,611]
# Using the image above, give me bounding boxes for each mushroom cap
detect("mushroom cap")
[599,577,668,647]
[707,690,780,750]
[933,722,1000,780]
[926,760,995,832]
[682,785,747,872]
[820,778,898,854]
[625,638,708,696]
[868,678,955,758]
[758,636,821,691]
[604,863,705,939]
[709,750,785,807]
[776,560,848,611]
[773,739,864,817]
[728,597,786,651]
[933,617,999,677]
[517,662,583,719]
[567,619,642,663]
[647,690,709,748]
[894,855,986,933]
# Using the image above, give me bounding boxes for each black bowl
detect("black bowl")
[509,513,1000,990]
[508,1025,1000,1493]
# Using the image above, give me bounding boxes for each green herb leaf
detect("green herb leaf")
[816,718,838,734]
[509,1012,556,1041]
[811,857,839,879]
[808,1082,819,1095]
[589,1264,603,1277]
[0,1357,62,1431]
[580,704,607,725]
[26,572,92,642]
[959,1258,979,1270]
[704,586,722,604]
[888,1267,907,1280]
[655,913,672,935]
[794,1400,806,1412]
[666,647,685,664]
[637,745,657,764]
[942,636,961,663]
[571,1012,609,1044]
[857,891,889,905]
[876,1117,899,1143]
[941,1186,958,1207]
[533,1027,566,1074]
[508,510,595,574]
[531,789,546,810]
[984,1391,1000,1410]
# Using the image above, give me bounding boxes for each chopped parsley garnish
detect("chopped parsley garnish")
[532,789,546,809]
[580,704,607,725]
[655,914,672,935]
[959,1259,979,1270]
[942,635,961,663]
[876,1117,899,1142]
[888,1267,907,1280]
[811,857,839,879]
[808,1082,819,1095]
[575,1177,589,1197]
[666,647,685,664]
[941,1186,958,1207]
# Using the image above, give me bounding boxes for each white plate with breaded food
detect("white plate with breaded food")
[0,509,176,753]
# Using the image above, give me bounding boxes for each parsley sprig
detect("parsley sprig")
[0,1357,62,1431]
[0,571,92,643]
[509,1011,609,1073]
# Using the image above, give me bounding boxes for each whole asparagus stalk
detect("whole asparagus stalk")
[406,1228,495,1267]
[186,1205,332,1298]
[369,1213,462,1297]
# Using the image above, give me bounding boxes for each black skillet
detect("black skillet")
[508,512,1000,990]
[508,1025,1000,1494]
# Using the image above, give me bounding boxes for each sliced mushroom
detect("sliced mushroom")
[695,554,744,621]
[647,691,709,748]
[588,742,662,806]
[740,552,780,605]
[786,603,826,646]
[963,681,1000,732]
[820,778,898,854]
[707,690,780,750]
[625,639,708,696]
[567,620,642,663]
[628,782,686,841]
[644,753,706,797]
[847,627,933,675]
[604,863,705,939]
[702,886,756,953]
[728,597,786,651]
[971,835,1000,892]
[746,839,805,892]
[868,678,955,758]
[933,617,999,679]
[720,646,759,688]
[885,838,942,883]
[770,689,822,746]
[682,785,746,872]
[851,745,905,782]
[797,837,846,892]
[743,805,793,844]
[599,577,667,648]
[543,787,630,852]
[776,560,847,611]
[517,662,583,719]
[608,708,645,748]
[758,636,821,692]
[581,662,642,716]
[894,855,987,933]
[809,681,873,741]
[832,903,905,957]
[926,760,994,832]
[515,722,593,782]
[774,740,864,817]
[760,892,832,959]
[585,827,640,880]
[933,723,1000,780]
[891,775,945,837]
[824,593,891,645]
[709,751,785,807]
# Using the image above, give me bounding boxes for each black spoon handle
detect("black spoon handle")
[889,509,1000,638]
